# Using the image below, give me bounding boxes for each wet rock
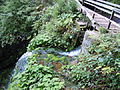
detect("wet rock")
[15,52,32,73]
[80,30,100,54]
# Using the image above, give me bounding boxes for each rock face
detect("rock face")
[80,30,100,54]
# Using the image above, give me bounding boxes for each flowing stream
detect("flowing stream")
[58,46,81,56]
[15,47,81,72]
[0,46,81,89]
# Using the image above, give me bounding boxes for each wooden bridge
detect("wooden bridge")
[75,0,120,33]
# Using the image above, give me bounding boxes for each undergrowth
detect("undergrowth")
[8,0,120,90]
[62,33,120,89]
[8,56,64,90]
[27,0,89,51]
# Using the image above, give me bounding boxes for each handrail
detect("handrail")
[84,1,120,18]
[85,0,120,14]
[79,0,120,14]
[75,0,97,28]
[76,0,120,30]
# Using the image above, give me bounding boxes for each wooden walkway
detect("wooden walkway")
[85,7,120,32]
[75,0,120,33]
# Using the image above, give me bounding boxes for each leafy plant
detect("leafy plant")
[28,11,88,51]
[8,56,64,90]
[99,27,108,34]
[0,0,35,47]
[62,33,120,89]
[0,0,54,47]
[53,0,77,14]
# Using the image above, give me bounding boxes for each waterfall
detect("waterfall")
[15,52,32,73]
[14,46,81,73]
[58,46,81,56]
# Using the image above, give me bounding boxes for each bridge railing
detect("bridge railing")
[77,0,120,29]
[96,0,120,9]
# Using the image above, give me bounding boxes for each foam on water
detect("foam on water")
[58,46,81,56]
[15,52,32,72]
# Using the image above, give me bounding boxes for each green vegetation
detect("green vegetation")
[62,33,120,89]
[99,27,108,34]
[0,0,54,70]
[0,68,13,89]
[1,0,120,90]
[0,0,53,47]
[27,0,88,51]
[8,55,64,90]
[107,0,120,4]
[0,0,35,47]
[9,33,120,89]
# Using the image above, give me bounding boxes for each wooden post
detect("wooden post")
[107,10,115,29]
[80,8,83,13]
[92,6,96,19]
[92,14,95,19]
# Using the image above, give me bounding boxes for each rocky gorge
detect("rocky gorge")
[0,0,119,89]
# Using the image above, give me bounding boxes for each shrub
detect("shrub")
[27,14,74,51]
[62,33,120,89]
[0,0,54,47]
[27,0,89,51]
[0,0,36,47]
[53,0,77,14]
[99,27,108,34]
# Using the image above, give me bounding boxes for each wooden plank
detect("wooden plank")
[85,0,120,15]
[85,6,120,29]
[113,8,120,14]
[109,20,120,28]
